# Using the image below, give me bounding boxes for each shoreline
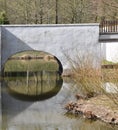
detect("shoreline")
[65,95,118,125]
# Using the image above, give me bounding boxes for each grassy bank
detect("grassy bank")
[4,59,59,72]
[4,51,59,72]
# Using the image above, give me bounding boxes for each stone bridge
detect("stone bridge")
[0,24,117,74]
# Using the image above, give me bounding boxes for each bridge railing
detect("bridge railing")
[99,20,118,33]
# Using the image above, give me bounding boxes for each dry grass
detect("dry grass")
[64,51,118,105]
[102,68,118,81]
[101,68,118,105]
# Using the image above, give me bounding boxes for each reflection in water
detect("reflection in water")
[1,57,118,130]
[4,71,63,101]
[2,78,118,130]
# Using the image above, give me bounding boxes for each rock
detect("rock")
[111,117,116,122]
[83,111,97,119]
[65,102,77,112]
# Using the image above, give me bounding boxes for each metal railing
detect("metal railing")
[99,20,118,33]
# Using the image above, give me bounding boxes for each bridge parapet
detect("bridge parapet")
[99,20,118,41]
[99,20,118,34]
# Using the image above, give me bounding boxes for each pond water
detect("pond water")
[1,56,118,130]
[1,71,118,130]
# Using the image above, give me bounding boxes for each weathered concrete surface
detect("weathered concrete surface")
[0,27,1,129]
[0,26,1,74]
[0,24,100,73]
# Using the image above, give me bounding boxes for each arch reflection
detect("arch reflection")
[4,71,63,101]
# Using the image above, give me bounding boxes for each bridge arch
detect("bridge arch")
[0,24,101,75]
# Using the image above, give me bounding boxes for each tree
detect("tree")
[0,0,117,24]
[55,0,59,24]
[0,11,9,24]
[102,0,118,20]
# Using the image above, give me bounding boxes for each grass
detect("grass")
[102,68,118,81]
[4,59,59,72]
[4,50,59,72]
[102,60,118,65]
[64,51,118,105]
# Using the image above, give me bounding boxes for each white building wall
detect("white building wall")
[106,42,118,63]
[101,42,118,63]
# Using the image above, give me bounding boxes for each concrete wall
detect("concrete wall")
[101,42,118,63]
[0,27,1,73]
[0,27,1,127]
[0,24,100,73]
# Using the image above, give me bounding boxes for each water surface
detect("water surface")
[1,72,118,130]
[1,57,118,130]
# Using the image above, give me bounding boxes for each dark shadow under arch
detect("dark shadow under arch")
[54,56,63,75]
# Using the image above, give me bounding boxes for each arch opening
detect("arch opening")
[3,50,63,101]
[3,50,63,75]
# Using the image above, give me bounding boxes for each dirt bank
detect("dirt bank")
[65,95,118,124]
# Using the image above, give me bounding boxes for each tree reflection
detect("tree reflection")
[4,71,63,101]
